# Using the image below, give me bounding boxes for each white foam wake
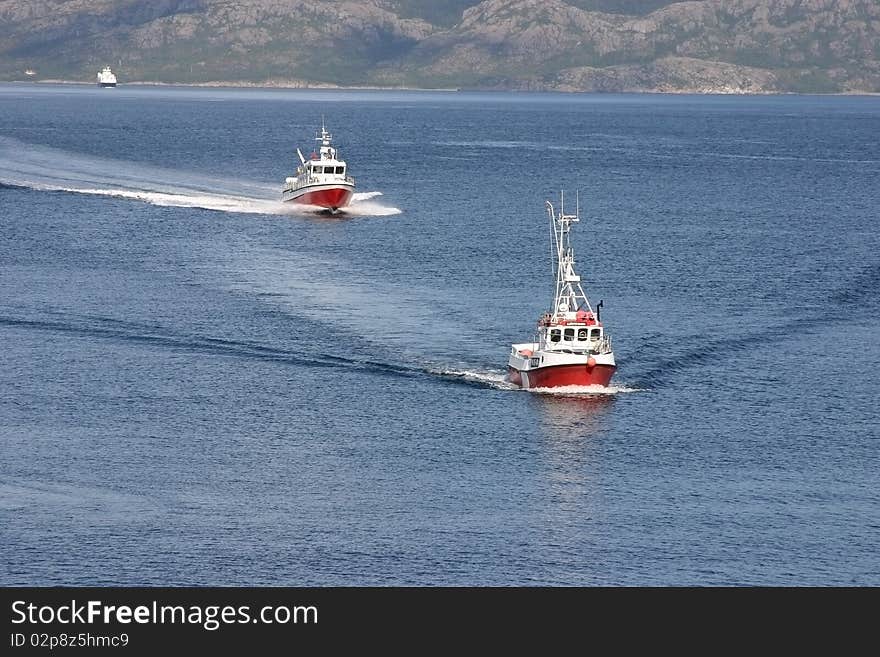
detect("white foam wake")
[353,191,384,201]
[22,181,282,214]
[347,191,402,216]
[527,384,643,395]
[433,368,518,389]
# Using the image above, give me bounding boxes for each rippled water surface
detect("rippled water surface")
[1,84,878,585]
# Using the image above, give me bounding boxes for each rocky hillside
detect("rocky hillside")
[1,0,878,92]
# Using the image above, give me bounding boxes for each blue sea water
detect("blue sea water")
[0,83,878,585]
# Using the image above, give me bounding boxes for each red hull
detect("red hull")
[288,186,354,209]
[508,363,615,389]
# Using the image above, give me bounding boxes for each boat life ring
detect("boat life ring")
[587,357,597,368]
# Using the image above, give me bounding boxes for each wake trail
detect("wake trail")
[0,312,422,375]
[0,137,400,217]
[626,260,880,389]
[431,367,518,390]
[0,311,505,390]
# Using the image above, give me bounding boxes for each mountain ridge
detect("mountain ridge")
[1,0,878,93]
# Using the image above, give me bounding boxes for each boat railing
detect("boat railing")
[595,335,613,354]
[287,174,355,191]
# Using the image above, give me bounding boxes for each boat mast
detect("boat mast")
[316,119,336,160]
[548,194,594,319]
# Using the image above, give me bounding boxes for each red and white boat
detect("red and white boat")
[282,123,355,212]
[507,195,616,389]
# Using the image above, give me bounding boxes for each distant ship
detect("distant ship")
[97,66,117,87]
[281,122,355,212]
[24,69,36,77]
[507,195,616,389]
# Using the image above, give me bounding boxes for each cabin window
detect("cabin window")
[577,329,588,341]
[336,166,345,174]
[311,166,321,174]
[550,329,561,343]
[564,328,574,341]
[590,328,601,340]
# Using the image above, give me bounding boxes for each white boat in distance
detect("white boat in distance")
[97,66,117,87]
